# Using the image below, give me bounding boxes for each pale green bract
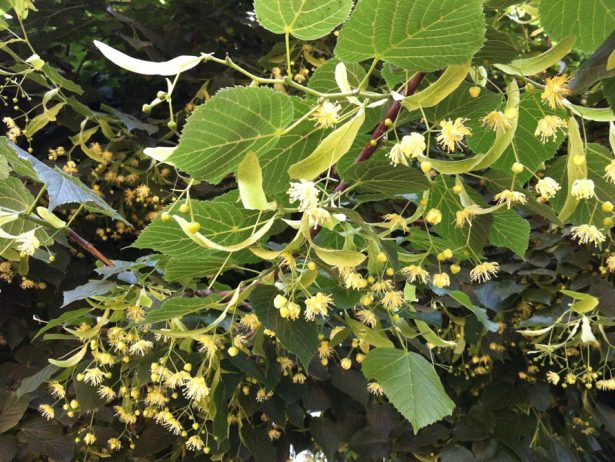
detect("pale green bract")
[335,0,486,71]
[254,0,353,40]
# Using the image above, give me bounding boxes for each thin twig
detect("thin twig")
[67,229,114,266]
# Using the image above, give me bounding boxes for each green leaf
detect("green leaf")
[492,93,566,182]
[0,392,31,434]
[0,138,126,222]
[561,290,599,314]
[449,291,498,332]
[0,177,50,259]
[489,209,530,258]
[335,0,486,71]
[340,157,430,197]
[161,255,238,283]
[495,35,577,76]
[168,87,293,184]
[474,27,519,65]
[254,0,353,40]
[425,175,490,256]
[16,364,59,397]
[288,109,365,180]
[144,295,221,323]
[62,280,115,307]
[237,151,272,211]
[539,0,615,53]
[362,348,454,431]
[250,285,319,370]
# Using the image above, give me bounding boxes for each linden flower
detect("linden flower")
[318,340,334,359]
[183,375,210,402]
[597,379,615,391]
[48,381,66,399]
[384,213,409,232]
[145,387,167,407]
[470,262,499,283]
[108,438,122,451]
[571,179,595,200]
[288,180,320,211]
[541,74,571,109]
[83,433,97,446]
[16,229,40,256]
[607,255,615,272]
[286,301,301,320]
[367,382,384,396]
[186,435,205,451]
[129,339,153,356]
[83,367,105,386]
[371,279,394,293]
[401,265,430,284]
[546,371,560,386]
[604,160,615,184]
[342,270,368,290]
[304,292,333,321]
[400,133,427,158]
[571,224,606,246]
[534,115,566,142]
[39,404,54,420]
[268,428,282,441]
[293,372,307,384]
[455,205,481,228]
[437,118,472,152]
[305,207,332,229]
[382,290,404,311]
[97,385,117,402]
[387,143,408,167]
[239,313,260,330]
[482,111,512,131]
[425,208,442,225]
[311,100,342,128]
[535,177,561,200]
[432,272,450,288]
[114,405,137,424]
[165,370,191,389]
[494,189,527,208]
[356,309,377,327]
[256,388,273,402]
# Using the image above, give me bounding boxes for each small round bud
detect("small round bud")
[420,161,432,173]
[204,447,211,454]
[183,363,192,372]
[442,248,453,259]
[228,346,239,357]
[179,203,190,213]
[167,121,177,130]
[69,399,79,409]
[360,295,372,306]
[186,222,200,234]
[450,264,461,274]
[273,294,288,309]
[385,267,395,276]
[49,255,56,262]
[469,86,481,98]
[604,217,613,226]
[142,104,151,113]
[307,261,317,271]
[156,91,167,100]
[369,139,378,147]
[376,252,387,263]
[340,358,352,370]
[601,201,613,213]
[511,162,524,174]
[356,353,365,363]
[572,155,585,166]
[76,374,84,382]
[384,118,393,127]
[279,306,290,318]
[161,212,171,222]
[425,208,442,225]
[452,185,463,194]
[192,423,199,430]
[526,83,535,93]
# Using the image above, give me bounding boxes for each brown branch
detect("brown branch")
[67,229,114,267]
[334,71,427,195]
[310,72,427,239]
